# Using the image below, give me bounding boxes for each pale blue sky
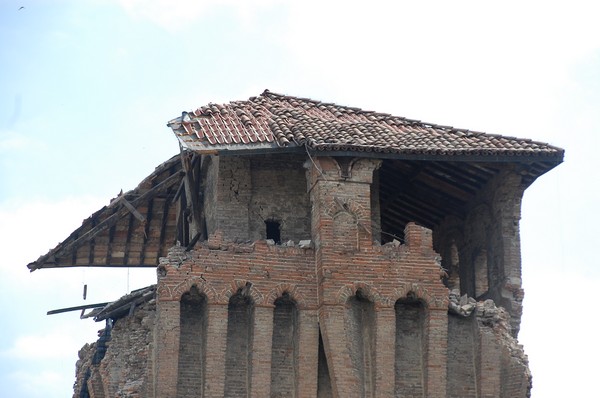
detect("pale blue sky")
[1,1,599,397]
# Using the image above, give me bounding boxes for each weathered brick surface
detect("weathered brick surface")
[394,300,426,397]
[73,301,155,398]
[447,314,478,397]
[434,167,527,336]
[205,154,311,243]
[73,154,532,398]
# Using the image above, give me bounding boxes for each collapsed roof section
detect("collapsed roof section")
[84,285,156,322]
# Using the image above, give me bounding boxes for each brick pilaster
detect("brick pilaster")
[374,306,395,397]
[297,309,319,398]
[251,306,274,398]
[204,304,228,398]
[426,308,448,398]
[320,305,361,398]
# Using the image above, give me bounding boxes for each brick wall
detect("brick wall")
[205,154,311,243]
[73,301,155,398]
[247,155,311,242]
[73,155,532,398]
[447,314,478,397]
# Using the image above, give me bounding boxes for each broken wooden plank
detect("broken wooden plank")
[47,302,110,315]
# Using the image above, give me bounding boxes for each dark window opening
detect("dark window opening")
[265,220,281,244]
[177,286,207,397]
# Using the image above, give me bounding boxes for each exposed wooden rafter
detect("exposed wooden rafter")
[28,158,184,271]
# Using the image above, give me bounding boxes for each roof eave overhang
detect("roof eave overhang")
[179,140,563,165]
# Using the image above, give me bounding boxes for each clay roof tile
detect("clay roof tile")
[167,90,564,161]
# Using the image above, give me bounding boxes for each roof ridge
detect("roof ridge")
[259,90,481,133]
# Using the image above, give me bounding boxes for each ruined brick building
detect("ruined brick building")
[29,90,563,397]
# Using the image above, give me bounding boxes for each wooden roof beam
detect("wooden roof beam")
[28,170,184,271]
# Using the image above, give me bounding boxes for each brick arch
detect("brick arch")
[156,284,173,301]
[319,156,343,176]
[392,283,448,310]
[337,282,385,306]
[222,279,264,305]
[325,197,369,222]
[349,158,381,176]
[266,283,307,309]
[172,277,218,303]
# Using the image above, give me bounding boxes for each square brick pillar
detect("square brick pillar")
[204,304,228,398]
[251,305,274,398]
[307,156,382,398]
[319,305,360,397]
[374,306,395,397]
[308,157,380,257]
[297,309,319,398]
[426,308,448,398]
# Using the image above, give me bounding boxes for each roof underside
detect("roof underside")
[378,159,510,237]
[28,156,183,271]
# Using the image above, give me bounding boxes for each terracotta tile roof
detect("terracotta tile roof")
[168,90,563,160]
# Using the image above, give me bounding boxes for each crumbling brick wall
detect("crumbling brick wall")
[73,155,532,398]
[73,300,155,398]
[75,228,530,398]
[434,167,527,336]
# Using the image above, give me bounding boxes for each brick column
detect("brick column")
[251,305,274,398]
[374,306,395,398]
[297,309,319,398]
[204,304,228,398]
[154,300,180,398]
[320,305,361,398]
[426,308,448,398]
[307,157,382,398]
